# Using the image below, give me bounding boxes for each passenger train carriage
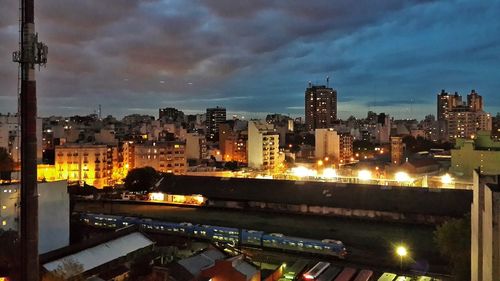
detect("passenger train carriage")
[80,213,347,258]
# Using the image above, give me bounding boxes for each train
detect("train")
[80,213,347,259]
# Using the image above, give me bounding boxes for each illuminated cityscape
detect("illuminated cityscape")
[1,1,500,281]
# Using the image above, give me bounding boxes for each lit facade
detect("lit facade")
[391,136,404,165]
[447,110,492,140]
[133,141,187,174]
[185,133,208,161]
[55,144,118,188]
[315,129,353,164]
[248,120,281,170]
[305,85,337,131]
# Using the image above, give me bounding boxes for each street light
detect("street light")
[358,170,372,181]
[394,172,412,183]
[396,245,407,272]
[441,173,453,185]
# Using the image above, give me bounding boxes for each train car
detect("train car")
[377,273,397,281]
[303,261,330,280]
[394,277,411,281]
[283,259,309,280]
[317,266,342,281]
[333,268,357,281]
[241,229,264,247]
[81,213,123,228]
[262,234,346,258]
[193,224,239,244]
[353,270,373,281]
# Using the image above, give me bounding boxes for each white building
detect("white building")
[0,180,69,254]
[185,133,207,162]
[247,120,280,170]
[0,113,42,163]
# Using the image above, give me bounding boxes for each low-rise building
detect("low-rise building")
[451,131,500,179]
[55,144,118,188]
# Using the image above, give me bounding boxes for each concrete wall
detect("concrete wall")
[0,180,69,254]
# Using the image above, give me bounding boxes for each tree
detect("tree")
[123,167,160,192]
[434,215,471,281]
[0,147,14,181]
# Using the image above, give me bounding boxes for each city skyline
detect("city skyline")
[1,1,500,119]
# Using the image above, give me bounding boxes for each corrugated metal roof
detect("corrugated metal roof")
[232,258,258,280]
[42,232,154,278]
[177,249,225,276]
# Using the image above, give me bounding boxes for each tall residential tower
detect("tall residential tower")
[305,83,337,131]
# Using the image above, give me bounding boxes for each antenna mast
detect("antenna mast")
[12,0,47,279]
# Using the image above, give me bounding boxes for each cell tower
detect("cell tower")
[12,0,47,279]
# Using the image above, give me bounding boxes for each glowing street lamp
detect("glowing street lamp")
[441,173,453,185]
[322,168,337,179]
[396,245,407,272]
[394,172,412,183]
[358,170,372,181]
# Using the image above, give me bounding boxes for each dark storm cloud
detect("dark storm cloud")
[1,0,499,119]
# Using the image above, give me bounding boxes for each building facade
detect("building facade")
[391,136,404,165]
[0,181,69,254]
[315,129,353,164]
[247,120,280,170]
[133,141,187,174]
[0,113,42,164]
[471,171,500,281]
[206,107,226,142]
[185,133,207,162]
[305,85,337,131]
[55,144,118,188]
[451,131,500,179]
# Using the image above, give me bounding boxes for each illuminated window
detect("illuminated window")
[2,220,6,226]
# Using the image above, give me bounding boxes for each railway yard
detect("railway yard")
[73,199,451,279]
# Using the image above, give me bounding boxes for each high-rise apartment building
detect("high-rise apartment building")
[159,107,184,122]
[247,120,280,170]
[305,84,337,131]
[206,107,226,141]
[468,90,483,112]
[437,90,462,121]
[437,90,492,141]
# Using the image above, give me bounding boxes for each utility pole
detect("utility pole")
[12,0,47,279]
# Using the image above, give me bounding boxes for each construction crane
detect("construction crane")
[12,0,47,279]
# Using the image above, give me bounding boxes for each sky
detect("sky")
[1,0,499,120]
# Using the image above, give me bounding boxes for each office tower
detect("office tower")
[437,90,462,121]
[467,89,483,112]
